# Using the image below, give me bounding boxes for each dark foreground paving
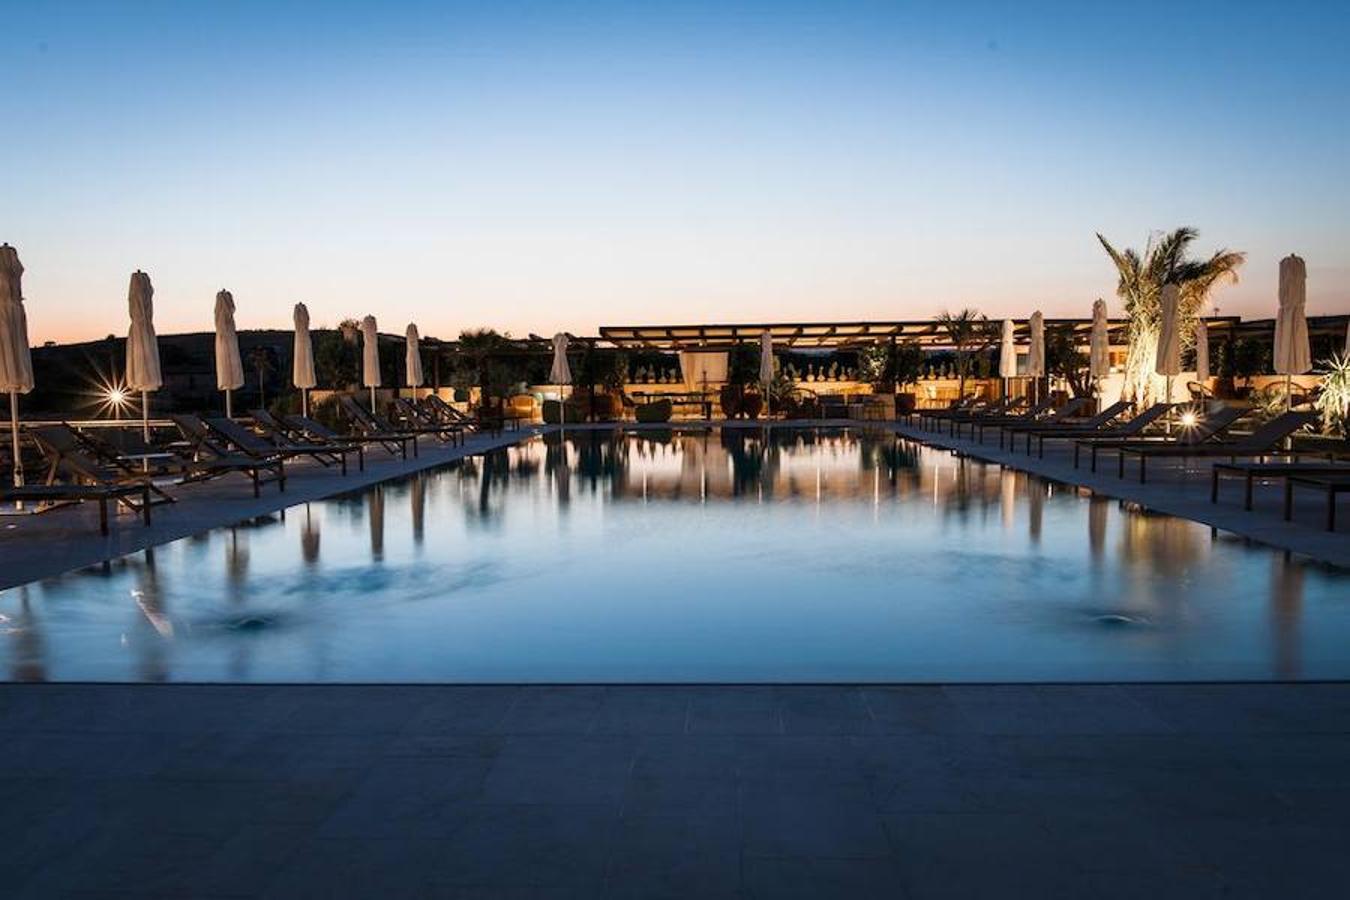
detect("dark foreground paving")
[2,683,1349,899]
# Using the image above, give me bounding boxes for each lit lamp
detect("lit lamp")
[1180,410,1199,429]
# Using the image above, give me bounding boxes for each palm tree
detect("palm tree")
[935,308,996,401]
[1098,228,1244,406]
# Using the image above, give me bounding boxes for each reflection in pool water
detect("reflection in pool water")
[2,427,1347,683]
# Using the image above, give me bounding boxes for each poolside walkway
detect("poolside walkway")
[890,420,1350,568]
[0,426,542,590]
[1,682,1347,898]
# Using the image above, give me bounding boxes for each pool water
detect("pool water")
[2,427,1347,683]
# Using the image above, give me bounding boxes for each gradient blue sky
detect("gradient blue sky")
[6,1,1349,343]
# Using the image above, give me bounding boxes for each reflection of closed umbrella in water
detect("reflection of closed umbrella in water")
[411,475,426,545]
[1088,496,1108,561]
[8,586,48,682]
[369,487,385,559]
[132,548,171,683]
[226,528,249,605]
[1271,552,1304,680]
[1027,481,1043,544]
[301,504,320,565]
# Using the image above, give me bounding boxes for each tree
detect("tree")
[1045,324,1091,398]
[455,328,514,404]
[1098,228,1244,406]
[935,309,997,400]
[248,346,275,407]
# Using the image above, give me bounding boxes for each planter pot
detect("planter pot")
[895,392,917,415]
[719,386,742,419]
[743,393,764,420]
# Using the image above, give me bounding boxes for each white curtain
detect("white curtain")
[679,350,728,390]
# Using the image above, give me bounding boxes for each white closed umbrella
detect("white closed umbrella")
[1026,312,1045,405]
[1089,299,1110,383]
[997,319,1016,400]
[214,290,244,416]
[405,323,424,398]
[549,332,571,386]
[361,315,380,409]
[759,331,774,390]
[1275,254,1310,411]
[1194,317,1210,385]
[0,244,34,489]
[550,333,572,423]
[1155,283,1182,404]
[293,303,316,416]
[126,271,162,440]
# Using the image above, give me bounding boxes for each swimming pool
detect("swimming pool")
[2,427,1347,683]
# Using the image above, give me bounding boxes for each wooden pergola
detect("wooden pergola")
[598,317,1244,351]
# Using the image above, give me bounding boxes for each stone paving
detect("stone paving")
[890,420,1350,568]
[1,682,1347,898]
[0,426,541,590]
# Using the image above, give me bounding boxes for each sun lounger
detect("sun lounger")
[1074,405,1245,474]
[981,398,1090,447]
[0,482,152,533]
[170,415,286,496]
[1212,460,1350,510]
[1060,404,1174,466]
[1119,410,1318,482]
[1004,399,1134,454]
[286,411,416,460]
[250,409,365,472]
[206,415,360,476]
[1283,473,1350,531]
[922,397,1019,435]
[422,395,482,432]
[337,397,421,459]
[28,423,178,503]
[391,398,464,444]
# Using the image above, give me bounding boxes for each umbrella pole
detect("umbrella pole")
[1285,374,1293,412]
[302,388,309,418]
[1165,375,1174,434]
[225,389,233,418]
[369,385,376,411]
[9,391,21,490]
[141,391,150,442]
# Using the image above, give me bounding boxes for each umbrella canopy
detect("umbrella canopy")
[1194,318,1210,383]
[1089,300,1110,380]
[405,323,424,388]
[125,271,162,391]
[1154,283,1182,376]
[1274,254,1311,375]
[998,320,1017,378]
[1026,312,1045,377]
[550,333,572,385]
[214,290,244,391]
[292,303,316,389]
[361,315,381,388]
[0,244,33,395]
[759,331,774,386]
